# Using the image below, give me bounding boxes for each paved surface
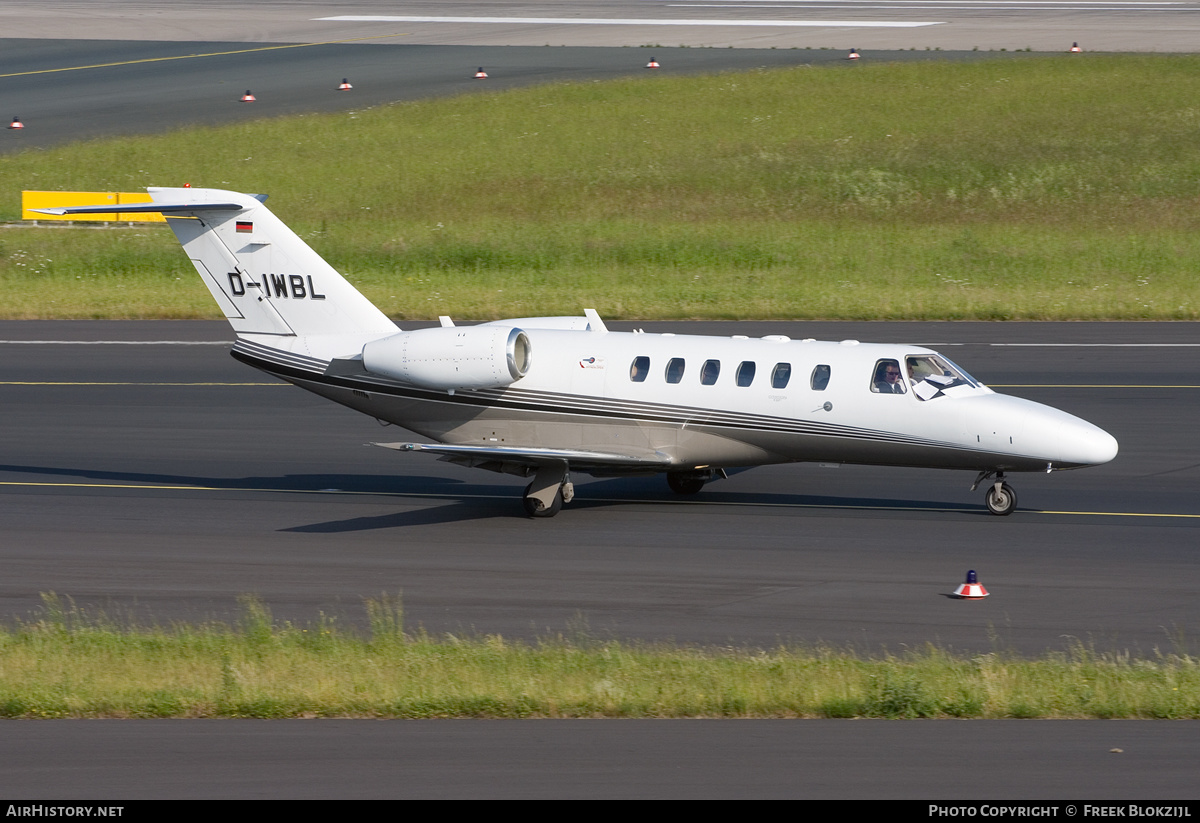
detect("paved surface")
[2,719,1196,799]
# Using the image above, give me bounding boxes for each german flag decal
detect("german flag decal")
[235,221,253,233]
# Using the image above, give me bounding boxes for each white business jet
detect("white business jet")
[39,188,1118,517]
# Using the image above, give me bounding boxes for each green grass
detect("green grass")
[4,54,1200,319]
[2,594,1196,719]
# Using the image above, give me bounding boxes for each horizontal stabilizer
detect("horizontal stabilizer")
[32,201,245,216]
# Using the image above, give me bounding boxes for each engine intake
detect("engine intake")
[362,325,531,391]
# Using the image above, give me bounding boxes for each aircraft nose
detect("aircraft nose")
[1055,417,1118,467]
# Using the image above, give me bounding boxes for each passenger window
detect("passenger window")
[630,356,650,382]
[700,360,720,385]
[772,363,792,389]
[871,359,906,394]
[809,364,829,391]
[736,361,756,387]
[665,358,686,384]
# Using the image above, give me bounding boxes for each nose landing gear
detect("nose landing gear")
[973,471,1017,516]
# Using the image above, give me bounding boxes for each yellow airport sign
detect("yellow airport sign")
[22,191,167,223]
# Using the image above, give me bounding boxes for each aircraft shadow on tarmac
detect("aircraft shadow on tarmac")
[0,463,984,530]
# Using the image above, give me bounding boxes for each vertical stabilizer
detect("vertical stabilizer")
[148,187,398,338]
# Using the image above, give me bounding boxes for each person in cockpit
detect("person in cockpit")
[873,360,906,394]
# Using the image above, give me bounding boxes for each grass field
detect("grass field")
[3,595,1195,719]
[3,55,1200,320]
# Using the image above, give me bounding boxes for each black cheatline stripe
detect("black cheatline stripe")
[232,340,328,372]
[232,349,964,451]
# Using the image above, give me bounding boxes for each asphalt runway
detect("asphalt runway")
[3,1,1200,801]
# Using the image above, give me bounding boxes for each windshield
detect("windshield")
[906,354,983,400]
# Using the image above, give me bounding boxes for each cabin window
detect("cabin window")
[772,363,792,389]
[871,359,906,394]
[630,356,650,383]
[665,358,686,384]
[736,361,756,387]
[700,360,720,385]
[809,364,828,391]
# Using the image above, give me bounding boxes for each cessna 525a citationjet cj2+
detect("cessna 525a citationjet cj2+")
[39,188,1118,518]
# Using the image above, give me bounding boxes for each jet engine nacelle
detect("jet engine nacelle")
[362,325,532,391]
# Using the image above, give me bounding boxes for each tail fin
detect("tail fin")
[38,187,398,339]
[152,187,398,338]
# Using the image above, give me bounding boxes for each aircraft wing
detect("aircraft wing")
[372,441,673,474]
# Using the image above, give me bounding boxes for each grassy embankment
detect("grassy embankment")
[2,55,1200,320]
[2,595,1196,719]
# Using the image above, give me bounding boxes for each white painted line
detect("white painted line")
[317,15,944,28]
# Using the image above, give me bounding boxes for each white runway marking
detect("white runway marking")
[317,15,944,28]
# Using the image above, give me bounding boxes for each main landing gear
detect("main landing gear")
[522,461,573,518]
[666,469,713,496]
[973,471,1017,516]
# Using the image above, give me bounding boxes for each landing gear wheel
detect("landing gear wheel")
[984,482,1017,516]
[523,482,563,518]
[667,472,706,495]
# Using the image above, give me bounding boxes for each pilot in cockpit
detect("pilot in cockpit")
[873,360,906,394]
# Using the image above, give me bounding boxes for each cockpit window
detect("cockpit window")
[871,359,906,394]
[906,354,980,401]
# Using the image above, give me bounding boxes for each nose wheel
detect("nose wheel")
[984,482,1017,516]
[974,471,1017,516]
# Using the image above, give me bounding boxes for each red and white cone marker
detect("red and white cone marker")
[241,90,256,102]
[338,78,353,90]
[848,48,860,60]
[646,58,660,69]
[474,67,488,79]
[952,570,989,600]
[1070,42,1082,52]
[7,116,23,130]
